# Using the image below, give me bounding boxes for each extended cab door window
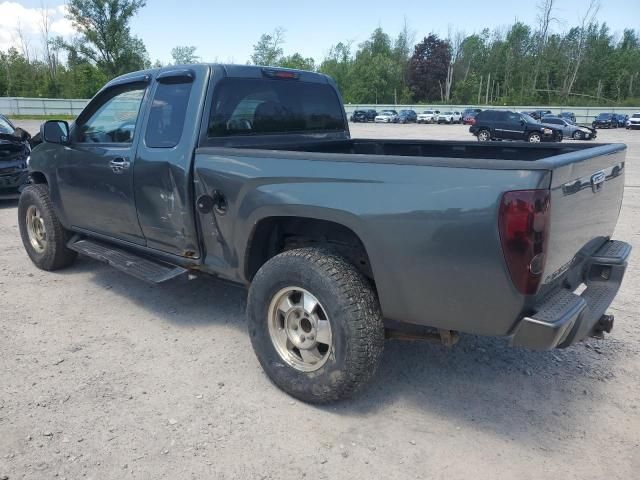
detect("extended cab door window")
[145,80,193,148]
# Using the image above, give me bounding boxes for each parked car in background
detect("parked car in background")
[615,114,629,127]
[397,109,417,123]
[627,113,640,129]
[463,108,482,116]
[438,111,461,124]
[417,110,437,123]
[541,116,596,140]
[470,110,563,142]
[462,111,479,125]
[0,113,32,199]
[522,110,552,121]
[350,109,377,123]
[559,112,577,123]
[374,110,399,123]
[592,113,619,129]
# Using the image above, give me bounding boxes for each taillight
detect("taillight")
[498,189,550,295]
[261,68,300,80]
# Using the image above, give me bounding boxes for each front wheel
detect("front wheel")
[528,132,542,143]
[247,248,385,403]
[18,184,77,271]
[477,129,491,142]
[573,130,584,140]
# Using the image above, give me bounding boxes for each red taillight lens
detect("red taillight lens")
[498,189,551,295]
[261,68,300,80]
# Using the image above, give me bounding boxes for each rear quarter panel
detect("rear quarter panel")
[194,149,552,336]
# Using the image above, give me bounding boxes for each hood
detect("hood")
[0,134,30,163]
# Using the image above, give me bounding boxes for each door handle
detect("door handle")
[109,157,130,174]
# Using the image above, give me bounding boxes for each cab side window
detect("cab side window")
[145,80,193,148]
[506,112,521,123]
[75,83,146,144]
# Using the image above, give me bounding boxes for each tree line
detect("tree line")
[1,0,639,106]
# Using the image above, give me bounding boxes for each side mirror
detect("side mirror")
[41,120,70,144]
[13,127,31,142]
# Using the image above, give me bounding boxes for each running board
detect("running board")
[67,238,187,284]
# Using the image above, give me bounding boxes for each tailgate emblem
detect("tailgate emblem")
[590,171,606,193]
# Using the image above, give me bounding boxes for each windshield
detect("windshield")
[596,113,612,119]
[381,110,396,115]
[0,116,14,135]
[521,114,538,124]
[632,114,640,118]
[443,111,453,115]
[423,111,433,114]
[208,78,345,137]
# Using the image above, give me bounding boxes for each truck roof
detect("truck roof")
[105,64,332,90]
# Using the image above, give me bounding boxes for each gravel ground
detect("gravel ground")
[1,121,639,479]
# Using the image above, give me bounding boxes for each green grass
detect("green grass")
[8,114,76,121]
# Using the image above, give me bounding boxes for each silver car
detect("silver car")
[541,116,596,140]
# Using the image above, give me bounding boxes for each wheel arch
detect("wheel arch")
[243,213,375,286]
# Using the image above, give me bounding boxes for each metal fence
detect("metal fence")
[0,97,88,116]
[344,104,640,125]
[1,96,639,124]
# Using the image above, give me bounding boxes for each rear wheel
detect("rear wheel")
[528,132,542,143]
[247,248,385,403]
[477,129,491,142]
[18,184,77,271]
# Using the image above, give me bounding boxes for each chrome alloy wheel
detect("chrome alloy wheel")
[268,287,332,372]
[25,205,47,253]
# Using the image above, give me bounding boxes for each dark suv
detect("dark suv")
[350,109,377,123]
[469,110,563,142]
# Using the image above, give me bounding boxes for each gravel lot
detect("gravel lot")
[1,121,639,479]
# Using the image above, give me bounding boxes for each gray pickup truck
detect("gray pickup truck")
[19,64,631,402]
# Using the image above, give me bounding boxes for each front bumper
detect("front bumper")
[511,240,631,349]
[0,168,29,198]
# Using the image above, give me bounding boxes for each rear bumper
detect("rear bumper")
[511,240,631,350]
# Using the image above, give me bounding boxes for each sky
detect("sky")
[1,0,639,64]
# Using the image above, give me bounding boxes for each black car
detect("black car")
[397,109,417,123]
[469,110,562,143]
[350,109,377,123]
[592,113,619,129]
[0,114,32,199]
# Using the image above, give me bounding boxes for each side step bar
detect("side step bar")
[67,238,187,284]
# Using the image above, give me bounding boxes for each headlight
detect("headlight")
[543,128,553,134]
[26,155,31,166]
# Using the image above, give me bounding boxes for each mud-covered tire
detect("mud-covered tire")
[247,248,385,403]
[18,184,77,271]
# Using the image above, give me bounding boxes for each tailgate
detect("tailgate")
[541,144,626,286]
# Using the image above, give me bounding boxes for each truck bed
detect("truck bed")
[195,138,626,337]
[215,137,615,162]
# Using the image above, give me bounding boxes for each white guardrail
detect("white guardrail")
[0,97,88,116]
[1,97,638,124]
